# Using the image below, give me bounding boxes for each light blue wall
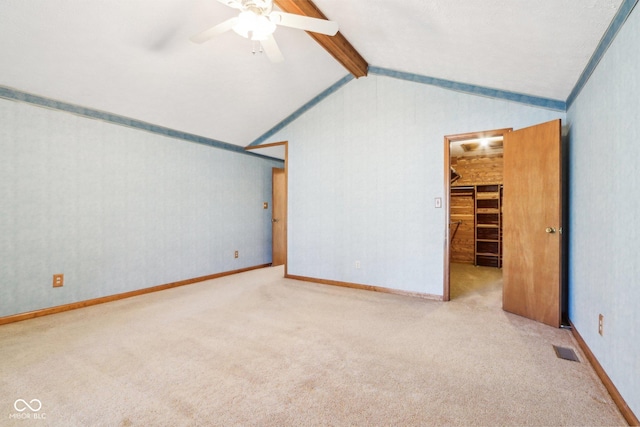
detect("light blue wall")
[566,4,640,417]
[0,98,282,318]
[268,74,564,295]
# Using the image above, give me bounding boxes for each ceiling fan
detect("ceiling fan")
[190,0,339,63]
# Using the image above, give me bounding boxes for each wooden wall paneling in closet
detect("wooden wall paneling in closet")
[450,187,475,264]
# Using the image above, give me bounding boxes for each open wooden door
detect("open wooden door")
[272,168,286,266]
[503,119,562,327]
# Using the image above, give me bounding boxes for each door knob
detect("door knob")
[545,227,556,234]
[272,218,279,223]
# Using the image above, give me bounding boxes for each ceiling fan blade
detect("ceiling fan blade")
[190,17,238,43]
[269,11,338,36]
[260,34,284,63]
[215,0,243,9]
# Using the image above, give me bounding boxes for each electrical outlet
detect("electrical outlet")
[53,274,64,288]
[234,250,239,259]
[355,261,361,269]
[598,314,604,336]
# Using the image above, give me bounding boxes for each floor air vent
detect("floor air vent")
[553,345,580,362]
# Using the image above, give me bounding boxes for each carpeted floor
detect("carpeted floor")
[0,265,626,426]
[450,262,504,305]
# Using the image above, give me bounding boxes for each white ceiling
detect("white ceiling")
[0,0,623,157]
[318,0,622,101]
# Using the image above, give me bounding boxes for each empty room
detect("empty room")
[1,0,638,425]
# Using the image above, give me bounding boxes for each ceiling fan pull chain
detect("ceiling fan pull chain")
[250,40,264,56]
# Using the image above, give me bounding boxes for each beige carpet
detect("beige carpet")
[450,262,503,304]
[0,265,626,426]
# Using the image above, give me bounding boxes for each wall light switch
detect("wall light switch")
[435,197,442,208]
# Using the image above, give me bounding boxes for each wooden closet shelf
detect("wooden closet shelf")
[476,193,500,199]
[475,184,502,268]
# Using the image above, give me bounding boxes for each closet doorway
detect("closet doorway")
[443,120,563,327]
[443,128,511,302]
[245,141,288,272]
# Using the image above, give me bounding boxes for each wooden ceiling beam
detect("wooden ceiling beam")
[273,0,368,78]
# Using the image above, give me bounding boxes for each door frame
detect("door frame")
[443,128,512,301]
[245,141,288,274]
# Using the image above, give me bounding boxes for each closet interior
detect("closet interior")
[450,138,503,268]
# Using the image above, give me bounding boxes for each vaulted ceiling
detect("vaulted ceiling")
[0,0,624,158]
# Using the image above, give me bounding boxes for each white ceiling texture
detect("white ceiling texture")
[0,0,623,159]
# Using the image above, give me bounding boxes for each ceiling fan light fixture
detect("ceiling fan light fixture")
[232,11,276,40]
[251,16,276,40]
[232,11,258,38]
